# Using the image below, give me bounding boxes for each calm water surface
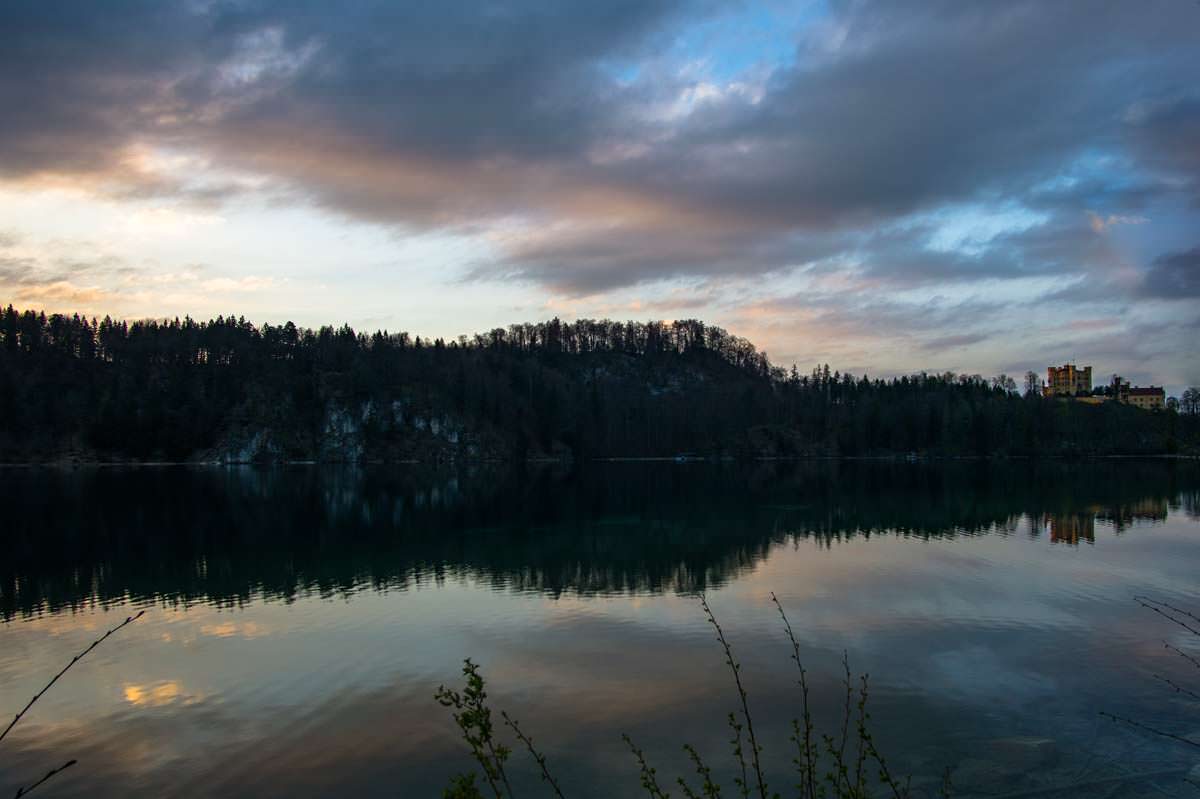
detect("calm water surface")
[1,461,1198,798]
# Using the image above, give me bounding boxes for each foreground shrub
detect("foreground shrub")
[435,594,949,798]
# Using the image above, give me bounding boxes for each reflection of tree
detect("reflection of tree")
[1049,513,1096,545]
[1179,488,1200,521]
[1043,495,1170,544]
[2,459,1197,619]
[1097,497,1169,533]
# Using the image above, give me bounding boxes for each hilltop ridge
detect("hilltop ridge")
[1,307,1196,462]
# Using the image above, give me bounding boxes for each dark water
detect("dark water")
[1,461,1198,798]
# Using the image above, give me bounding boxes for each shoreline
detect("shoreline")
[1,452,1196,468]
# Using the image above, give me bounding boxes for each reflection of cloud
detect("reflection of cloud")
[200,621,270,639]
[2,497,1198,797]
[928,646,1057,704]
[123,680,203,707]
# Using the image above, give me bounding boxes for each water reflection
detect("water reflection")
[3,460,1197,619]
[1048,513,1096,545]
[1042,497,1173,545]
[0,460,1198,798]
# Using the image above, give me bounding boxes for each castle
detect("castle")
[1042,364,1164,409]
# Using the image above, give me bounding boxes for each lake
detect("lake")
[1,461,1198,798]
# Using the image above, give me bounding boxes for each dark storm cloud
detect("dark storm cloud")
[1126,96,1200,202]
[467,0,1200,292]
[1142,246,1200,299]
[0,1,221,180]
[475,225,852,295]
[0,0,697,201]
[1,0,1198,295]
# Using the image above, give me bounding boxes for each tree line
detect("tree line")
[1,306,1196,461]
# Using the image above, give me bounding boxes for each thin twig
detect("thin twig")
[1133,597,1200,637]
[727,712,749,799]
[861,715,909,799]
[699,594,768,799]
[680,744,722,799]
[972,766,1189,799]
[1,610,145,745]
[1135,596,1200,627]
[770,592,817,799]
[853,674,869,791]
[850,671,909,799]
[486,732,515,799]
[1099,711,1200,749]
[623,734,671,799]
[1152,673,1200,702]
[834,651,853,793]
[502,711,565,799]
[13,759,77,798]
[1164,640,1200,671]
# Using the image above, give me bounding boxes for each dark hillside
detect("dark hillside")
[1,307,1196,462]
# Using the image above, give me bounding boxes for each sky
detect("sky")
[0,0,1197,394]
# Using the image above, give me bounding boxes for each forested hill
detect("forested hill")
[0,306,1195,462]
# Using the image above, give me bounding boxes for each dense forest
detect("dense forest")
[1,306,1196,462]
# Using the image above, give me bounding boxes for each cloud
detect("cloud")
[0,232,279,317]
[920,333,989,352]
[1125,95,1200,201]
[199,275,276,293]
[121,206,226,237]
[1141,246,1200,299]
[1087,212,1147,234]
[2,1,1197,291]
[10,280,117,306]
[0,0,1197,388]
[0,234,130,293]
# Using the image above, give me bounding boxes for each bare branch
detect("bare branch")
[835,651,853,793]
[1135,596,1200,627]
[1164,640,1200,671]
[1152,673,1200,702]
[1099,711,1200,749]
[1133,597,1200,637]
[699,594,768,799]
[623,733,671,799]
[502,711,565,799]
[1,610,145,746]
[13,759,77,798]
[770,592,818,799]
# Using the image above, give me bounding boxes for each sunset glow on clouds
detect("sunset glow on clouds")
[0,1,1196,391]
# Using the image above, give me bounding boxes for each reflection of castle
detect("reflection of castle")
[1047,497,1170,544]
[1049,513,1095,545]
[1097,497,1169,533]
